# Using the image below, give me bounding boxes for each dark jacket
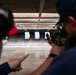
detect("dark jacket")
[41,47,76,75]
[0,62,12,75]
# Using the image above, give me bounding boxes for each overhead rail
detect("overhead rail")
[37,0,45,31]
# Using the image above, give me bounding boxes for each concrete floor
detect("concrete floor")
[0,39,51,75]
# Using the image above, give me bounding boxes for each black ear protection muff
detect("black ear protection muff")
[0,5,15,39]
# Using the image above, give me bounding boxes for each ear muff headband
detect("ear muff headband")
[0,9,8,18]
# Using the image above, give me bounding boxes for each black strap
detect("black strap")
[48,53,57,58]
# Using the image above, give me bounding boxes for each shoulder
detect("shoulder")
[52,47,76,64]
[41,47,76,75]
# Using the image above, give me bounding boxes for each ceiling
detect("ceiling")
[0,0,59,30]
[0,0,57,13]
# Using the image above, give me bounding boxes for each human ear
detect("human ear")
[68,16,75,23]
[68,16,76,29]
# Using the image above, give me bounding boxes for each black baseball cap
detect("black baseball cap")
[0,5,18,38]
[55,0,76,25]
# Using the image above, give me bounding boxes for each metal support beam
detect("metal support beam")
[37,0,45,31]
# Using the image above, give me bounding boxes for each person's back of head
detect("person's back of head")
[55,0,76,24]
[0,4,18,40]
[55,0,76,50]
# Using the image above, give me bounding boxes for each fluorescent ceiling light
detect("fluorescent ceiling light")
[13,13,59,18]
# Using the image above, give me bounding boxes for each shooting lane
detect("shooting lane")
[0,0,59,75]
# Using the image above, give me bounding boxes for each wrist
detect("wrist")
[47,53,57,59]
[50,44,64,55]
